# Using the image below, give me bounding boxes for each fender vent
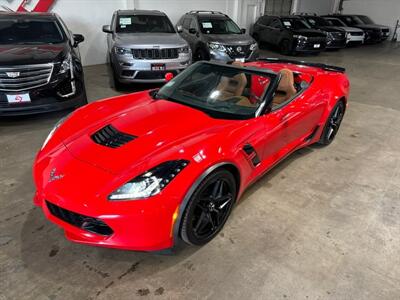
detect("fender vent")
[243,144,261,167]
[91,125,136,148]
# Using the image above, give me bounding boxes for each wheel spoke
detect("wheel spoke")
[212,180,224,199]
[194,211,208,233]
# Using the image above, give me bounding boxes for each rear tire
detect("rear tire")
[180,169,237,246]
[318,100,345,146]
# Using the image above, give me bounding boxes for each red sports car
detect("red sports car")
[33,59,349,251]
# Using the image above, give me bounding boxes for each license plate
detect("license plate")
[151,63,166,71]
[313,44,321,48]
[235,58,245,63]
[7,93,31,104]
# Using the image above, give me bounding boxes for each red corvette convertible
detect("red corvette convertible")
[33,59,349,251]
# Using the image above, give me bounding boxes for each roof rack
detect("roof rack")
[188,10,225,15]
[257,58,346,73]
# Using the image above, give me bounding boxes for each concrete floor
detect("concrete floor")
[1,42,400,300]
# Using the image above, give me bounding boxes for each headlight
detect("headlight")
[58,54,72,74]
[41,115,69,150]
[115,47,131,55]
[178,46,190,54]
[294,35,308,41]
[250,42,258,51]
[108,160,190,201]
[208,42,226,52]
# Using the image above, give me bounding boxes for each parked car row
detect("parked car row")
[252,14,390,55]
[0,9,389,116]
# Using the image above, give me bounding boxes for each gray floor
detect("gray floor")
[1,42,400,300]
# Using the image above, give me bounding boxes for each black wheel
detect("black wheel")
[252,33,260,42]
[194,48,209,62]
[180,169,237,246]
[280,39,293,56]
[112,68,124,90]
[318,100,345,145]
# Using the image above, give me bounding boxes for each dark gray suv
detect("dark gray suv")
[176,11,259,63]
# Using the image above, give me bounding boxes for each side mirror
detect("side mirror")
[73,34,84,47]
[176,25,183,33]
[165,72,174,82]
[102,25,113,33]
[189,28,197,34]
[241,28,246,34]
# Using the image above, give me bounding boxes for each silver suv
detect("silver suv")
[103,10,191,87]
[176,11,259,63]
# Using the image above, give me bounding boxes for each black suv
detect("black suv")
[176,11,259,62]
[252,16,327,55]
[299,15,347,49]
[0,12,86,116]
[323,14,389,43]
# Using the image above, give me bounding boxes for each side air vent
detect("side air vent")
[91,125,136,148]
[242,144,261,167]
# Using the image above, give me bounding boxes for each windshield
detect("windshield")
[116,15,175,33]
[305,17,329,27]
[341,16,364,26]
[325,18,346,27]
[199,18,242,34]
[358,15,374,24]
[281,18,311,30]
[156,62,276,119]
[0,19,64,44]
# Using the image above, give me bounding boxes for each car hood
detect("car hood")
[292,29,326,37]
[204,34,255,45]
[114,32,188,48]
[0,43,67,65]
[354,24,383,30]
[340,26,364,33]
[60,92,236,174]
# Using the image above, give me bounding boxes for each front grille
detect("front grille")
[46,201,113,236]
[132,48,179,60]
[306,37,326,43]
[91,124,136,148]
[225,44,251,59]
[350,32,364,36]
[0,63,53,92]
[331,32,345,39]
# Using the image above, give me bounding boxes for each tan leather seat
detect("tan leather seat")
[272,69,297,107]
[214,73,247,100]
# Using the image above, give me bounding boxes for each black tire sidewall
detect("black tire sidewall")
[319,100,345,145]
[180,169,237,246]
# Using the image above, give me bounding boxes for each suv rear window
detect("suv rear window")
[0,19,65,44]
[116,15,175,33]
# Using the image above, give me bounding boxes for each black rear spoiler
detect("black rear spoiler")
[257,58,346,73]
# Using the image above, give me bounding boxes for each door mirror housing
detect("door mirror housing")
[176,25,183,33]
[189,28,197,34]
[102,25,113,33]
[72,34,84,47]
[241,28,246,34]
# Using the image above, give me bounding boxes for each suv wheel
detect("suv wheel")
[280,39,293,56]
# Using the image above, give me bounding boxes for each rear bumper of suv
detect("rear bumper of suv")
[111,52,191,83]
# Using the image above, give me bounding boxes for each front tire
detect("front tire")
[280,39,293,56]
[180,169,237,246]
[318,100,345,146]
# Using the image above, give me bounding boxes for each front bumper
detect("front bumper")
[294,40,327,52]
[209,48,259,63]
[364,31,383,43]
[347,34,365,44]
[0,78,86,116]
[33,144,186,251]
[112,53,191,83]
[326,37,347,49]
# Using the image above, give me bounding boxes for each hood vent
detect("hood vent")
[91,125,136,148]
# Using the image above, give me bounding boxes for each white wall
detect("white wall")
[293,0,336,14]
[341,0,400,34]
